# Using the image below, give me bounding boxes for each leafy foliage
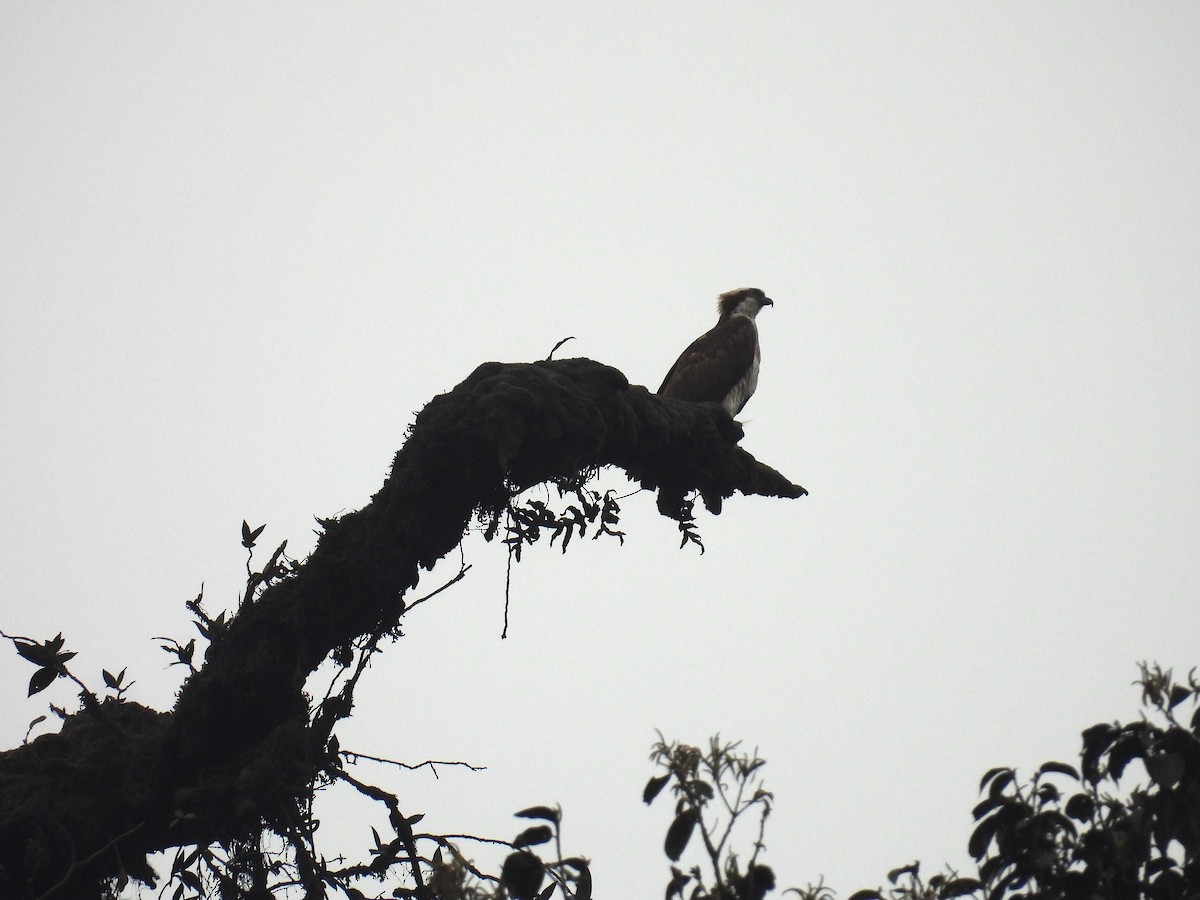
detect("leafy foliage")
[6,526,1200,900]
[644,734,788,900]
[850,662,1200,900]
[7,575,1200,900]
[13,632,76,697]
[962,662,1200,900]
[481,479,628,562]
[675,495,705,554]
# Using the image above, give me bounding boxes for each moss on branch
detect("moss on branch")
[0,358,805,897]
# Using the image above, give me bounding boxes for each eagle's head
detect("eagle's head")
[717,287,774,320]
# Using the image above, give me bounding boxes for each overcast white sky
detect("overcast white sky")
[2,3,1199,897]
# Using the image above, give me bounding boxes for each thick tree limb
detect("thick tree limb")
[0,358,805,897]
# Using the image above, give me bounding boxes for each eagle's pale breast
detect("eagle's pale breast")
[657,287,773,417]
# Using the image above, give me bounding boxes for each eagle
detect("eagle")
[657,287,774,416]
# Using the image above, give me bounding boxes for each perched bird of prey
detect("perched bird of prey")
[657,287,774,416]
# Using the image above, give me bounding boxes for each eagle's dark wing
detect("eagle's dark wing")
[657,316,757,403]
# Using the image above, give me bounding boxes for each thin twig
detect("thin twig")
[747,803,770,867]
[422,833,514,851]
[332,768,427,895]
[404,562,472,614]
[545,336,576,360]
[502,544,514,639]
[339,751,486,777]
[423,837,504,883]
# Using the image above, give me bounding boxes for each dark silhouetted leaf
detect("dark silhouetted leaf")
[14,640,51,666]
[887,861,918,884]
[665,867,692,900]
[1064,792,1094,822]
[28,666,57,696]
[644,773,671,805]
[1080,723,1116,783]
[972,796,1002,820]
[1107,735,1145,781]
[500,851,545,900]
[575,861,592,900]
[179,871,202,891]
[1152,869,1186,897]
[515,805,561,824]
[735,864,775,900]
[1168,685,1191,710]
[969,811,1001,860]
[846,891,884,900]
[941,877,983,897]
[664,809,699,862]
[242,520,265,548]
[1037,760,1080,781]
[979,766,1010,792]
[1147,750,1186,788]
[1032,809,1076,838]
[535,884,557,900]
[978,855,1010,886]
[171,846,202,876]
[988,769,1017,798]
[1035,783,1060,806]
[513,825,553,848]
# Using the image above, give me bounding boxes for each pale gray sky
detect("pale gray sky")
[2,3,1199,896]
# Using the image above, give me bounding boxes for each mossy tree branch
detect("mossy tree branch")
[0,357,805,898]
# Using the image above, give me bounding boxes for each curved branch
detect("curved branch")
[0,358,805,897]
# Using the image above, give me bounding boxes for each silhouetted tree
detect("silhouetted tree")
[0,358,805,898]
[7,359,1195,900]
[842,662,1200,900]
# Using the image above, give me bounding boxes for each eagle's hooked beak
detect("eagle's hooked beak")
[762,297,774,306]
